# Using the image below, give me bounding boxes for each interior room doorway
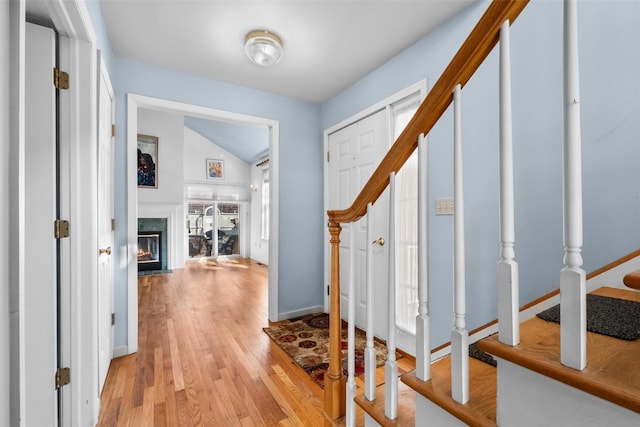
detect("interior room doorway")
[126,94,281,357]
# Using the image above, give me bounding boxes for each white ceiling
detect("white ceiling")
[99,0,475,104]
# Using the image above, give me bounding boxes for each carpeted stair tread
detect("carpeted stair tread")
[401,355,497,427]
[469,341,497,367]
[536,293,640,340]
[479,286,640,414]
[623,269,640,290]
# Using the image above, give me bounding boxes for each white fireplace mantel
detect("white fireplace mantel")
[137,202,184,269]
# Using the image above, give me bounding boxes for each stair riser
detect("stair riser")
[415,395,468,426]
[496,359,638,426]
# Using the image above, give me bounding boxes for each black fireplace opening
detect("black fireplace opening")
[138,231,162,272]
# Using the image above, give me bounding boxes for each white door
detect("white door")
[328,110,390,339]
[97,55,115,393]
[24,22,58,425]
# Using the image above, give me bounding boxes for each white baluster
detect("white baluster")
[561,0,586,371]
[346,219,356,426]
[385,172,398,419]
[451,84,469,404]
[364,203,376,400]
[416,133,431,380]
[498,20,520,347]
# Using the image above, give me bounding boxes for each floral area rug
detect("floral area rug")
[263,313,394,388]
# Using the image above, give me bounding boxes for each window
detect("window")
[392,93,421,335]
[261,167,270,240]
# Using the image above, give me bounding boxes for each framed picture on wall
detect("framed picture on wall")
[137,134,158,188]
[206,159,224,180]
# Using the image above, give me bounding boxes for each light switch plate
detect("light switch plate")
[436,198,454,215]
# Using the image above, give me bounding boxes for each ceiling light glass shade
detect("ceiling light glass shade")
[244,30,283,67]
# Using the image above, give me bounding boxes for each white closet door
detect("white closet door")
[328,109,390,338]
[24,21,58,426]
[97,55,115,394]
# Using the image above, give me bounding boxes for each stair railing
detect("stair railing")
[451,84,469,404]
[560,0,586,371]
[325,0,540,423]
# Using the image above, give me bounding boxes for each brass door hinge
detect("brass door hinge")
[327,151,330,162]
[54,219,70,239]
[55,367,70,389]
[111,124,116,138]
[111,313,115,326]
[53,68,69,90]
[111,218,116,231]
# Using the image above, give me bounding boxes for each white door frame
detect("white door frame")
[13,0,99,425]
[322,80,426,313]
[1,3,14,425]
[126,94,281,353]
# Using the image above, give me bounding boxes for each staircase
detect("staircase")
[323,0,640,425]
[478,286,640,425]
[335,258,640,427]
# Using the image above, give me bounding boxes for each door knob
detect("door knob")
[372,237,385,246]
[99,246,112,255]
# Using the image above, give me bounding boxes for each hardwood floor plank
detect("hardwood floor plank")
[128,406,144,427]
[175,325,205,425]
[111,359,130,400]
[212,371,245,426]
[142,386,155,427]
[174,389,193,427]
[167,318,185,392]
[154,347,166,404]
[132,366,146,408]
[154,402,167,427]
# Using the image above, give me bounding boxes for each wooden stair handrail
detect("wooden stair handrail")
[326,0,529,225]
[324,1,531,423]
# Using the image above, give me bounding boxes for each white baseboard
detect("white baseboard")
[278,305,324,321]
[112,345,129,358]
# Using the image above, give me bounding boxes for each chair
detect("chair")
[219,234,237,255]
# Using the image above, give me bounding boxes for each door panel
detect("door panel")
[97,55,115,393]
[328,110,389,338]
[24,21,58,426]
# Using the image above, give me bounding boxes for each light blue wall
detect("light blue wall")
[84,0,114,77]
[87,0,640,351]
[87,1,323,348]
[321,0,640,347]
[109,58,323,347]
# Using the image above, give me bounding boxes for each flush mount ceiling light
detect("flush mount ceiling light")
[244,30,283,67]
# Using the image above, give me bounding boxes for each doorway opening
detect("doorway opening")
[126,94,280,355]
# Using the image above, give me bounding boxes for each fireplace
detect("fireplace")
[138,231,162,272]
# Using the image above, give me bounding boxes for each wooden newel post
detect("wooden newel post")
[324,221,346,424]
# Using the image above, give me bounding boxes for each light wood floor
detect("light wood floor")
[97,258,416,426]
[97,258,328,426]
